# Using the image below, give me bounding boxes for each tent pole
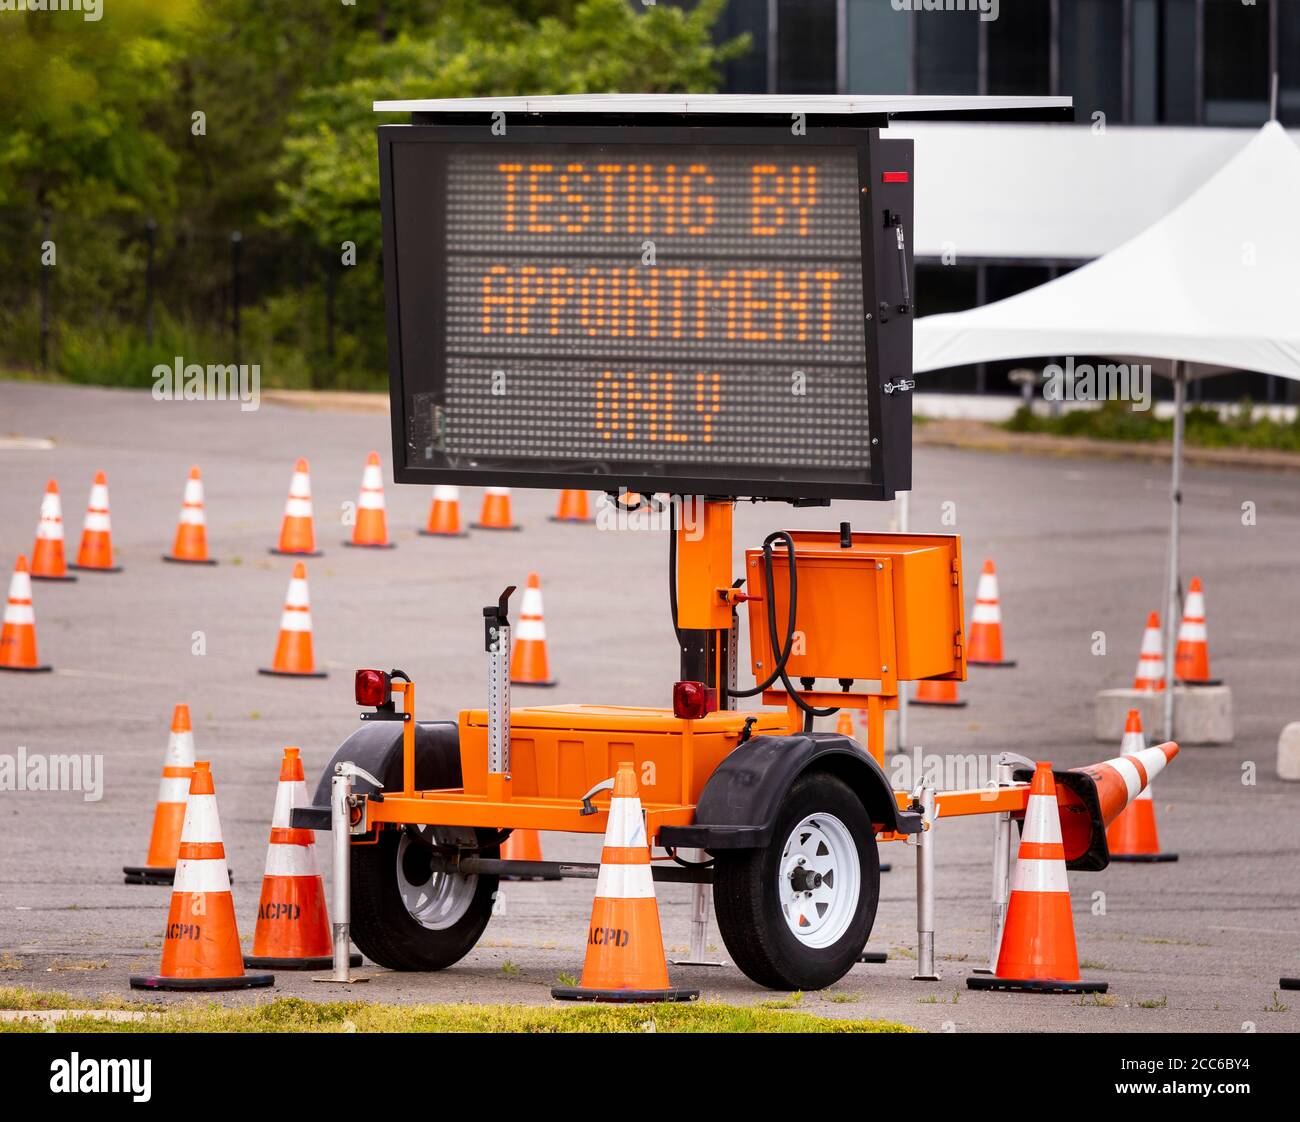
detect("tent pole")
[1164,362,1185,742]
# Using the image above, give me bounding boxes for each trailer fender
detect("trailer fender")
[657,732,922,852]
[289,720,461,831]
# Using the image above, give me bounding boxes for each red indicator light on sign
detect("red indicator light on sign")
[882,171,909,184]
[672,680,717,720]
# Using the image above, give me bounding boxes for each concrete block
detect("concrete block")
[1278,722,1300,781]
[1094,686,1233,745]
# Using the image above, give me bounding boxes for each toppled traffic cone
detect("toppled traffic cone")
[967,559,1014,666]
[510,572,556,687]
[123,704,198,885]
[501,829,560,881]
[421,485,468,537]
[71,471,121,572]
[1133,611,1165,691]
[345,452,394,549]
[1106,709,1178,863]
[272,458,321,556]
[1175,577,1219,685]
[552,762,698,1003]
[472,487,520,531]
[163,466,216,565]
[0,556,51,673]
[550,490,592,524]
[968,761,1106,994]
[245,747,358,969]
[130,761,274,991]
[31,480,76,581]
[259,562,327,678]
[912,679,966,707]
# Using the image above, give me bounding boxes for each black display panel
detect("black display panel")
[379,125,913,500]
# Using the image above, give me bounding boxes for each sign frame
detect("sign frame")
[378,122,913,502]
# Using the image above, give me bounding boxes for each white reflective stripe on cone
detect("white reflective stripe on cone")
[38,496,63,537]
[434,485,459,501]
[289,472,311,497]
[84,512,111,531]
[486,487,510,496]
[285,579,310,608]
[184,478,204,505]
[520,588,544,616]
[157,776,192,803]
[971,602,1000,623]
[88,484,109,509]
[1011,858,1069,894]
[358,490,384,510]
[180,506,206,526]
[284,498,313,518]
[1022,792,1063,844]
[173,858,232,893]
[8,571,31,599]
[180,793,222,843]
[515,619,546,641]
[264,843,317,877]
[4,603,35,625]
[163,731,195,769]
[279,609,312,632]
[595,861,655,899]
[605,796,647,848]
[975,572,998,600]
[1132,744,1172,785]
[1101,755,1144,802]
[270,779,308,829]
[1179,621,1208,641]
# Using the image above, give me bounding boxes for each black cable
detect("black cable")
[668,496,682,644]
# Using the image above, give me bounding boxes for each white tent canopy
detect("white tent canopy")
[912,121,1300,381]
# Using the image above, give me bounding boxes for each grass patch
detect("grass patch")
[1135,996,1168,1010]
[1003,398,1300,453]
[0,989,913,1034]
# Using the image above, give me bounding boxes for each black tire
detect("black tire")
[350,825,499,971]
[713,771,880,991]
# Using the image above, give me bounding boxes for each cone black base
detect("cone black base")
[244,953,360,970]
[470,523,522,531]
[163,554,218,565]
[859,950,889,964]
[258,668,328,679]
[967,975,1107,994]
[418,529,470,538]
[511,678,558,688]
[880,862,892,873]
[31,573,77,582]
[342,541,396,550]
[68,564,123,573]
[130,973,274,992]
[1109,852,1178,863]
[969,659,1017,668]
[1179,678,1223,687]
[0,664,52,673]
[551,986,699,1003]
[122,865,175,886]
[911,700,968,708]
[269,548,323,557]
[548,517,594,524]
[1280,978,1299,990]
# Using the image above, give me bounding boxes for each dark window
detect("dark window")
[914,264,979,393]
[775,0,838,95]
[1060,0,1124,124]
[1203,0,1268,125]
[1160,0,1198,123]
[987,0,1050,96]
[1278,0,1300,126]
[1131,0,1159,123]
[916,11,979,95]
[719,0,769,94]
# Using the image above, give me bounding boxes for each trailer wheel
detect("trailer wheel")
[350,825,499,971]
[713,771,879,991]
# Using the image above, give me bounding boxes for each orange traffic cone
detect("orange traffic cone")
[245,747,359,969]
[421,485,468,537]
[30,480,76,581]
[510,572,556,687]
[259,562,327,678]
[272,458,321,556]
[550,490,592,524]
[1175,577,1219,685]
[345,452,394,549]
[130,761,273,991]
[1105,710,1178,863]
[472,487,520,531]
[501,829,561,881]
[552,762,698,1003]
[123,704,199,885]
[1133,611,1165,690]
[912,679,967,707]
[967,559,1014,666]
[0,556,51,673]
[835,711,855,737]
[163,466,216,565]
[968,761,1106,994]
[70,471,121,572]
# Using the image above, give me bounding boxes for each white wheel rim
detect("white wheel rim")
[777,812,860,949]
[396,828,479,931]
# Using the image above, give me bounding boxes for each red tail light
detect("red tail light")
[673,680,716,720]
[355,668,391,707]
